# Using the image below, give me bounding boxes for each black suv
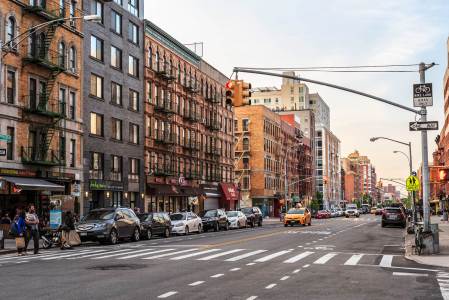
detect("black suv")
[76,207,140,245]
[138,212,172,239]
[241,207,263,227]
[201,209,229,231]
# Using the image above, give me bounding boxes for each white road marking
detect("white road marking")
[92,248,154,259]
[254,250,292,262]
[189,281,205,286]
[265,283,277,289]
[230,268,241,272]
[225,250,267,262]
[283,251,314,263]
[246,262,256,266]
[438,273,449,300]
[158,291,178,298]
[292,269,301,274]
[344,254,364,266]
[117,248,174,259]
[42,249,107,260]
[392,272,428,277]
[170,249,221,260]
[313,253,338,264]
[280,276,290,281]
[379,255,393,268]
[303,264,310,268]
[197,249,245,261]
[211,273,224,278]
[69,248,131,259]
[246,296,258,300]
[142,248,198,259]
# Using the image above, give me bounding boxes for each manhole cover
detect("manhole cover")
[88,264,146,271]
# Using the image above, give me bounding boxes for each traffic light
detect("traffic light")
[225,80,252,107]
[439,168,449,181]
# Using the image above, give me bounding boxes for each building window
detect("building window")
[69,139,75,167]
[90,152,104,179]
[69,91,76,120]
[90,112,104,136]
[59,87,66,116]
[6,69,16,104]
[242,175,250,190]
[90,74,103,98]
[146,81,152,103]
[90,35,103,61]
[111,10,122,35]
[69,46,76,72]
[129,157,140,181]
[112,118,122,141]
[128,55,138,77]
[69,1,76,27]
[6,127,14,160]
[242,119,249,131]
[110,45,122,69]
[91,0,103,24]
[59,0,65,16]
[59,136,66,162]
[6,17,16,47]
[129,89,139,111]
[129,123,139,144]
[58,42,66,68]
[111,155,122,181]
[243,138,249,151]
[128,21,139,44]
[113,0,123,5]
[148,47,152,68]
[128,0,139,16]
[111,82,122,106]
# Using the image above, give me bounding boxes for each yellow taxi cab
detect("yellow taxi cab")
[370,207,377,214]
[284,208,312,227]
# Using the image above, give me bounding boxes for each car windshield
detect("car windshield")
[138,214,152,222]
[83,210,115,221]
[318,210,326,213]
[170,213,186,221]
[288,209,305,214]
[226,211,238,217]
[347,205,357,209]
[385,208,400,213]
[241,208,253,214]
[204,210,217,217]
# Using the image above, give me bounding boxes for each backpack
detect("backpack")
[9,221,19,237]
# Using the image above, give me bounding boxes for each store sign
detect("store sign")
[0,168,36,177]
[46,171,76,180]
[89,180,123,191]
[50,210,62,229]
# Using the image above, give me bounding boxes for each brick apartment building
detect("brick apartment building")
[234,105,302,217]
[0,0,86,217]
[143,20,236,214]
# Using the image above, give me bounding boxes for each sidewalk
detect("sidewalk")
[0,236,42,255]
[405,216,449,268]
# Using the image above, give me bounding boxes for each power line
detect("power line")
[235,63,422,70]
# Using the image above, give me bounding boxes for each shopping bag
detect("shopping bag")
[15,237,25,249]
[68,230,81,246]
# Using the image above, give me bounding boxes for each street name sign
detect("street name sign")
[0,134,11,142]
[406,175,420,192]
[413,83,433,107]
[409,121,438,131]
[0,149,6,156]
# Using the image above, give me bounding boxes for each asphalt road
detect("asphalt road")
[0,215,448,300]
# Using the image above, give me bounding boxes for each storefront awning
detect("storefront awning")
[1,176,65,192]
[220,183,238,201]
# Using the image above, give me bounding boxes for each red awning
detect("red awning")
[220,183,238,201]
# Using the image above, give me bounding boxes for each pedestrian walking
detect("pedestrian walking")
[60,211,76,250]
[25,204,40,254]
[11,208,26,256]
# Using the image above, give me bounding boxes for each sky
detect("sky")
[144,0,449,191]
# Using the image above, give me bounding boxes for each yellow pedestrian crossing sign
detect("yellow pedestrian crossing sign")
[406,175,420,192]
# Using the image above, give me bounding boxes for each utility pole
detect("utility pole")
[419,62,431,232]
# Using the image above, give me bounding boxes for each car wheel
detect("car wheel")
[109,229,118,245]
[258,219,262,227]
[251,220,255,228]
[214,222,219,232]
[381,222,385,227]
[197,224,202,234]
[132,227,140,242]
[284,223,288,227]
[225,222,229,231]
[184,226,189,235]
[345,215,349,218]
[164,227,170,238]
[147,229,153,240]
[308,220,312,226]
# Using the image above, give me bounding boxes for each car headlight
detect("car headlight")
[94,223,107,229]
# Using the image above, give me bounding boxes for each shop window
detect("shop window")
[6,127,14,160]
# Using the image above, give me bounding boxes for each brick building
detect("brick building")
[0,0,85,217]
[234,105,302,217]
[143,20,236,214]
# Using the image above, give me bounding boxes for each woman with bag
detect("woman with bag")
[60,211,78,250]
[12,208,27,256]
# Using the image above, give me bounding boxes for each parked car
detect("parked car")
[241,207,263,227]
[330,209,339,218]
[381,207,406,228]
[370,207,378,214]
[201,209,229,232]
[226,211,247,229]
[170,212,202,235]
[315,210,330,219]
[336,208,344,217]
[284,208,312,226]
[345,204,360,218]
[375,208,384,215]
[138,212,171,239]
[76,207,140,245]
[361,204,370,214]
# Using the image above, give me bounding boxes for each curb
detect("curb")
[0,249,17,256]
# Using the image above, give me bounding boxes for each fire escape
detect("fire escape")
[20,0,68,166]
[204,84,222,182]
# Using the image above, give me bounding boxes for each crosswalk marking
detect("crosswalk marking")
[197,249,245,261]
[117,248,175,259]
[18,249,93,261]
[225,250,267,262]
[92,248,154,260]
[142,248,199,260]
[42,249,108,260]
[254,250,292,262]
[283,251,314,263]
[68,248,132,259]
[189,281,205,286]
[313,253,337,264]
[158,291,178,298]
[170,249,221,260]
[379,255,393,267]
[344,254,364,266]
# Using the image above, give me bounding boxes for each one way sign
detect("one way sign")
[409,121,439,131]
